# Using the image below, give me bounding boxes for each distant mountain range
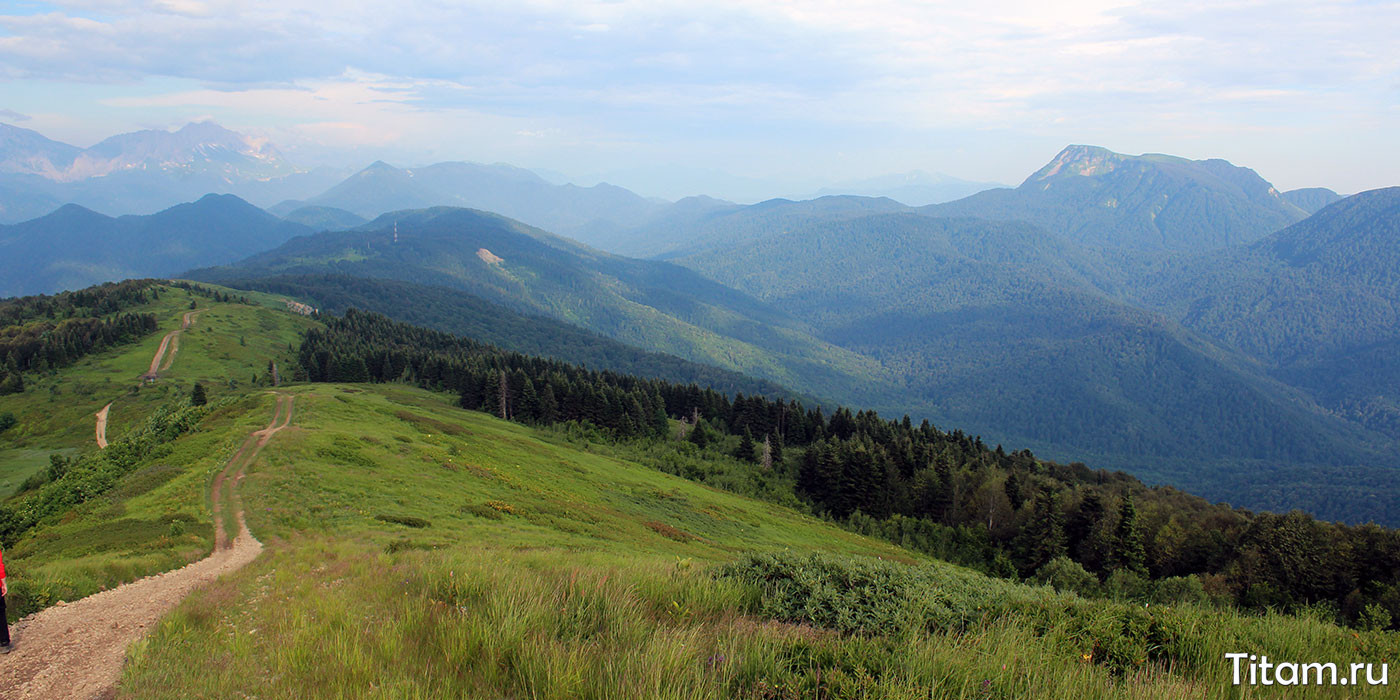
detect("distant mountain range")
[271,160,669,243]
[0,121,345,222]
[923,145,1310,252]
[1280,187,1344,214]
[4,127,1396,521]
[0,121,292,182]
[0,194,311,297]
[673,206,1387,466]
[803,170,1007,206]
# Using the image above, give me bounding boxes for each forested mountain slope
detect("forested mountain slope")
[0,194,311,297]
[1282,187,1343,214]
[220,273,797,400]
[6,280,1400,697]
[1129,187,1400,437]
[615,194,910,259]
[922,145,1308,252]
[677,212,1383,468]
[186,206,891,403]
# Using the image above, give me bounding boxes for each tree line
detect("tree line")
[0,280,162,395]
[300,308,1400,629]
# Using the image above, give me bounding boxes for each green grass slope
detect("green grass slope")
[0,282,313,455]
[0,286,317,613]
[93,382,1400,699]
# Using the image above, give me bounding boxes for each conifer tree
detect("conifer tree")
[688,418,711,449]
[1004,470,1026,510]
[1017,489,1067,573]
[538,384,559,424]
[1112,494,1148,576]
[190,382,208,406]
[736,427,756,462]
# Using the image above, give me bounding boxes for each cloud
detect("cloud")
[1,1,1397,190]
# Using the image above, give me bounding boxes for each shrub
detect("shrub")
[460,503,503,520]
[375,513,431,528]
[1150,575,1209,606]
[1034,556,1100,597]
[1360,603,1393,631]
[0,411,16,434]
[644,520,695,542]
[1104,569,1149,602]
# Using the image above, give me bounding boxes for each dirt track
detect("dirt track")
[0,394,292,700]
[143,311,198,379]
[94,403,111,449]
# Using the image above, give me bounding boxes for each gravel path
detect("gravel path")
[0,394,292,699]
[143,311,197,380]
[94,403,111,449]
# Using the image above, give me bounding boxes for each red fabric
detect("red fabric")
[0,549,5,580]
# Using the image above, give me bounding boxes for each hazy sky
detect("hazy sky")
[1,0,1396,198]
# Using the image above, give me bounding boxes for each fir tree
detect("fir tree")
[736,427,756,462]
[1112,494,1148,576]
[1017,489,1067,574]
[190,382,208,406]
[1004,470,1026,510]
[688,418,712,449]
[538,384,559,424]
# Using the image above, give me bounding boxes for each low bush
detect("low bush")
[374,513,430,528]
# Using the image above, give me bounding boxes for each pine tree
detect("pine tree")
[190,382,208,406]
[1069,492,1103,557]
[538,384,559,424]
[688,418,711,449]
[518,378,540,423]
[1004,470,1026,510]
[736,427,756,462]
[0,371,22,396]
[1112,494,1148,576]
[1017,489,1067,574]
[927,460,953,523]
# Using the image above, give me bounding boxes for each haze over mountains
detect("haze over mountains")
[922,145,1313,253]
[0,121,1009,230]
[2,121,1395,522]
[0,194,311,298]
[0,121,344,222]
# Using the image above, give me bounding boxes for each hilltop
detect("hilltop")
[4,282,1400,697]
[923,144,1308,252]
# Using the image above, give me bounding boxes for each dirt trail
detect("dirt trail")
[94,403,111,449]
[0,394,292,700]
[143,311,198,379]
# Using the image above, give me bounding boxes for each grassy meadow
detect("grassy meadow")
[107,382,1400,699]
[0,284,315,617]
[4,286,1397,698]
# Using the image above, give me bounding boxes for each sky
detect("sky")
[0,0,1396,200]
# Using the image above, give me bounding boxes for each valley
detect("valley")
[1,287,1397,697]
[4,5,1396,697]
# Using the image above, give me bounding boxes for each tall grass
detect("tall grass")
[116,384,1400,698]
[122,541,1400,699]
